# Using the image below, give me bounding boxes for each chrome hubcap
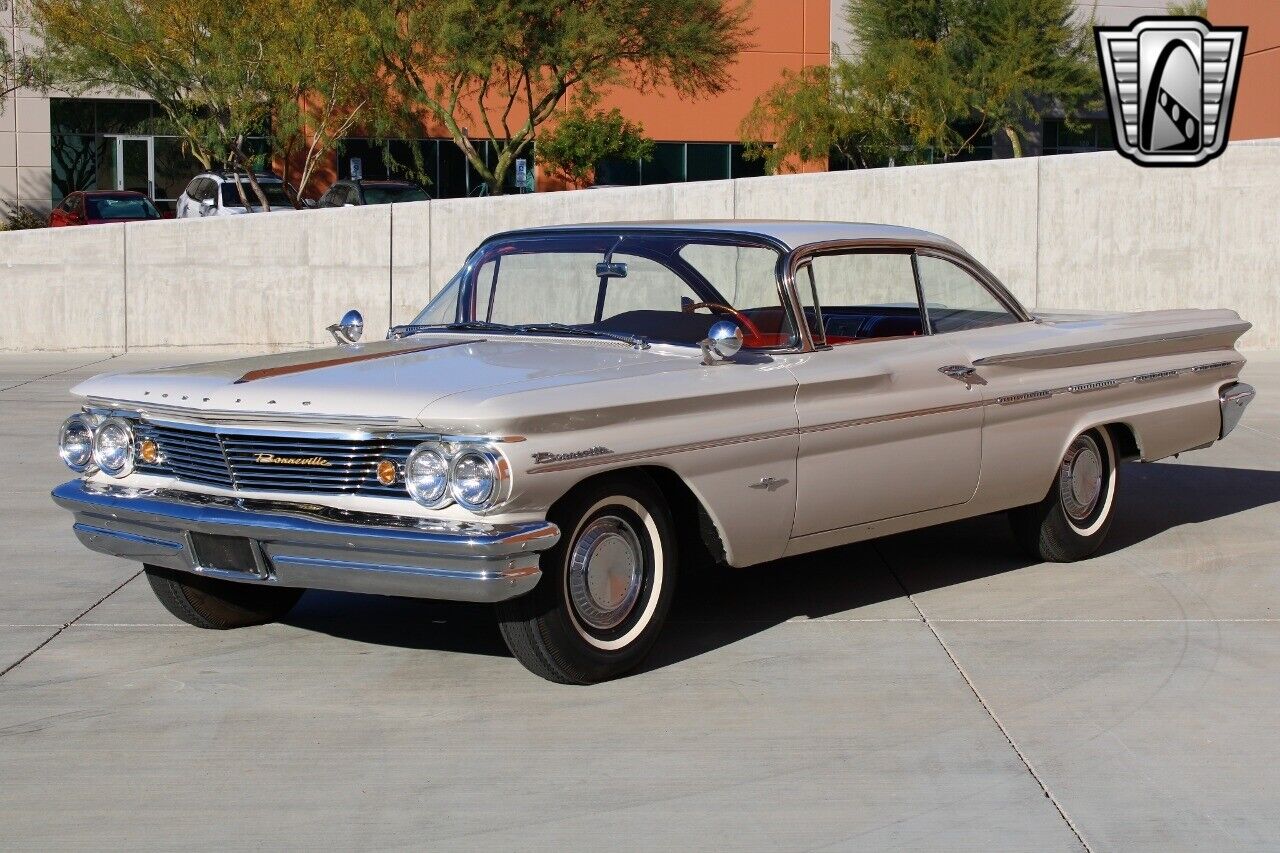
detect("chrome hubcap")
[1059,434,1105,522]
[567,515,644,631]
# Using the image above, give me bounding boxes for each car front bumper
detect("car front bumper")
[52,480,558,603]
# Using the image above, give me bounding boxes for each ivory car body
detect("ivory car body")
[52,221,1255,682]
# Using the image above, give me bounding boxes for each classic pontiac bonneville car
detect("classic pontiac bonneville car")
[53,221,1255,683]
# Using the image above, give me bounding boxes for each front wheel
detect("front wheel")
[145,565,303,629]
[497,475,678,684]
[1009,428,1119,562]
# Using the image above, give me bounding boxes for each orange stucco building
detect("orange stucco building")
[330,1,835,195]
[1211,0,1280,141]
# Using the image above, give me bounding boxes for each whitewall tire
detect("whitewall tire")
[1009,428,1119,562]
[496,474,677,684]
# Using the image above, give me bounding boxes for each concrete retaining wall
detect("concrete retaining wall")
[3,141,1277,351]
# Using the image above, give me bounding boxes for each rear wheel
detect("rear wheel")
[1009,428,1119,562]
[497,475,677,684]
[145,565,303,629]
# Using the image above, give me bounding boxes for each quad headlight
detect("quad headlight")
[405,443,451,507]
[404,441,510,512]
[91,417,136,478]
[449,448,504,511]
[58,413,98,472]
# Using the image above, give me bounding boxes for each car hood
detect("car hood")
[72,335,701,425]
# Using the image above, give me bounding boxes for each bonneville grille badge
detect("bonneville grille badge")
[254,453,332,467]
[1095,17,1246,167]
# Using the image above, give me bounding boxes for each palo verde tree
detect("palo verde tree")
[742,0,1098,169]
[370,0,752,195]
[29,0,376,207]
[536,101,654,186]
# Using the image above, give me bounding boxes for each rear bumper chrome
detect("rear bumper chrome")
[52,480,558,603]
[1219,381,1256,439]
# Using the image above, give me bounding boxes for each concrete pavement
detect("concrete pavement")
[2,350,1278,850]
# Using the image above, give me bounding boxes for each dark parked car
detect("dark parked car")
[50,191,163,227]
[317,179,430,208]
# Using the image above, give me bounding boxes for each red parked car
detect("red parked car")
[50,191,164,227]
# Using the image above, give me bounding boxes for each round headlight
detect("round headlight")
[405,443,450,507]
[449,448,506,511]
[92,417,135,478]
[58,414,97,471]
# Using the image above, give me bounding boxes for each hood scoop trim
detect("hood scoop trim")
[233,338,481,384]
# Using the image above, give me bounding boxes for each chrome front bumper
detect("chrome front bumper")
[1219,381,1256,439]
[52,480,559,603]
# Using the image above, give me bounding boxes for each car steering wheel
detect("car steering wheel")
[681,301,763,341]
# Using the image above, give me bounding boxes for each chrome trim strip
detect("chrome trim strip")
[996,390,1053,405]
[84,397,412,431]
[83,401,525,443]
[52,480,558,603]
[972,325,1251,366]
[800,400,984,435]
[994,360,1240,406]
[526,358,1242,472]
[73,522,184,552]
[526,427,797,473]
[1067,379,1122,394]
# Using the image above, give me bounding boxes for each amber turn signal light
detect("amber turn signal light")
[376,458,398,485]
[138,438,160,465]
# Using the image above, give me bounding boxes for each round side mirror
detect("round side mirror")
[327,308,364,345]
[701,321,743,364]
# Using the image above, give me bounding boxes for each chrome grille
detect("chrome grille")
[135,423,418,497]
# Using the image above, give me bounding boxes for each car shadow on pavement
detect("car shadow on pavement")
[281,462,1280,673]
[644,461,1280,673]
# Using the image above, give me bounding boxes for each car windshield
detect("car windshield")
[86,196,160,220]
[361,184,429,204]
[406,232,797,349]
[221,182,293,209]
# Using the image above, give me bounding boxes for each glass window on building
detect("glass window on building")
[337,137,534,198]
[597,142,764,187]
[1042,118,1112,155]
[49,98,235,213]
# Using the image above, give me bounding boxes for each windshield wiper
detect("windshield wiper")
[388,320,514,339]
[513,323,649,350]
[388,320,648,349]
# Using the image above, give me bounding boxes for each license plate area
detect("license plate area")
[188,532,268,577]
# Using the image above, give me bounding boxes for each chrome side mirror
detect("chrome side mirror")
[700,321,743,365]
[327,309,364,346]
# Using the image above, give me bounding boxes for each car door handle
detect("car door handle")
[939,364,982,386]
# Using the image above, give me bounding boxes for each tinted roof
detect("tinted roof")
[492,220,964,253]
[80,191,149,199]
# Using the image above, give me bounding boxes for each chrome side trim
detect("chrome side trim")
[52,480,558,603]
[972,326,1251,366]
[1134,369,1180,383]
[1067,379,1122,394]
[526,427,797,474]
[997,390,1053,405]
[525,358,1242,473]
[800,400,984,435]
[994,360,1239,406]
